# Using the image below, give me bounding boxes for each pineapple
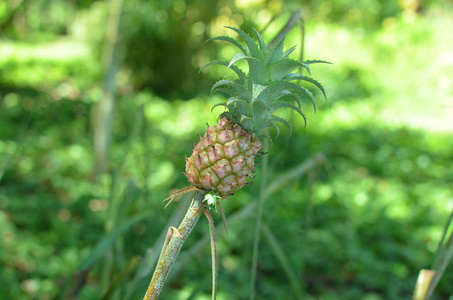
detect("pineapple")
[185,26,328,199]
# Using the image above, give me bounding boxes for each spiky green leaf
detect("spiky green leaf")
[272,102,307,127]
[226,97,252,117]
[270,115,292,136]
[269,122,280,137]
[226,97,249,107]
[208,36,248,55]
[210,80,249,100]
[226,26,263,60]
[284,74,327,99]
[253,28,268,55]
[228,53,247,67]
[266,38,285,65]
[303,59,332,65]
[211,102,227,112]
[252,100,270,119]
[282,46,297,59]
[238,115,254,132]
[200,60,247,84]
[211,87,235,98]
[270,81,316,112]
[252,83,268,102]
[227,54,269,85]
[247,59,269,84]
[275,90,302,108]
[269,59,310,81]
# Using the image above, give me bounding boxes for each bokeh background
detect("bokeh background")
[0,0,452,299]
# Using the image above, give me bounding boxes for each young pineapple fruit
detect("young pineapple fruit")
[185,26,328,199]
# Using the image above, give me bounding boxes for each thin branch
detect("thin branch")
[143,191,206,300]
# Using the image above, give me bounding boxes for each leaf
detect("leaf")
[303,59,332,65]
[210,87,235,98]
[275,90,302,108]
[282,46,296,59]
[270,115,292,136]
[284,74,328,99]
[269,122,280,137]
[226,53,269,84]
[225,26,263,60]
[252,100,270,120]
[228,53,248,68]
[247,58,269,84]
[208,36,247,55]
[200,60,247,83]
[238,115,254,132]
[269,59,310,81]
[273,102,307,127]
[270,81,316,112]
[266,38,285,65]
[211,102,227,112]
[226,97,252,117]
[252,82,268,102]
[253,28,268,55]
[226,97,249,106]
[210,80,249,100]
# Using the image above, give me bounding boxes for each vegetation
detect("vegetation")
[0,0,452,299]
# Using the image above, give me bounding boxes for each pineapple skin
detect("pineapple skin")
[185,117,263,198]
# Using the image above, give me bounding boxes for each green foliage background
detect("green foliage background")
[0,0,452,299]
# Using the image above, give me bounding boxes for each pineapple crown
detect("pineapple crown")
[201,26,330,137]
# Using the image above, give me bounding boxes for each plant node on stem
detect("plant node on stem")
[143,190,206,300]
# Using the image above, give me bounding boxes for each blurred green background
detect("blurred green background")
[1,0,452,299]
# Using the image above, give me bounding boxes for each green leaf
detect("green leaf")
[269,59,310,81]
[282,46,296,59]
[252,100,270,119]
[273,102,307,127]
[253,28,268,55]
[284,73,328,99]
[226,97,249,107]
[275,90,302,108]
[247,58,269,84]
[238,115,254,132]
[200,60,247,84]
[227,54,269,84]
[252,82,268,102]
[270,115,292,136]
[266,38,285,65]
[271,81,316,112]
[226,97,252,116]
[303,59,332,65]
[208,36,247,55]
[226,26,263,60]
[211,102,227,112]
[210,79,249,100]
[269,122,280,137]
[211,87,235,98]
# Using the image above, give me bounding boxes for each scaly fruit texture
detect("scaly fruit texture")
[185,26,328,198]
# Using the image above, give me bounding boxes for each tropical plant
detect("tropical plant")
[142,26,329,299]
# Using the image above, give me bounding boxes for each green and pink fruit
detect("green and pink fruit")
[185,26,329,198]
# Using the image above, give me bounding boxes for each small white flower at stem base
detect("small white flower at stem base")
[203,193,221,212]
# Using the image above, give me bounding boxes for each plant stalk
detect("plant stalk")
[143,190,206,300]
[249,136,269,300]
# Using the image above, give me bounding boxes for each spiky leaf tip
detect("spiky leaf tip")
[203,26,330,137]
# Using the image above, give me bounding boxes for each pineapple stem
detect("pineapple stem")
[143,190,206,300]
[249,135,269,300]
[203,208,218,300]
